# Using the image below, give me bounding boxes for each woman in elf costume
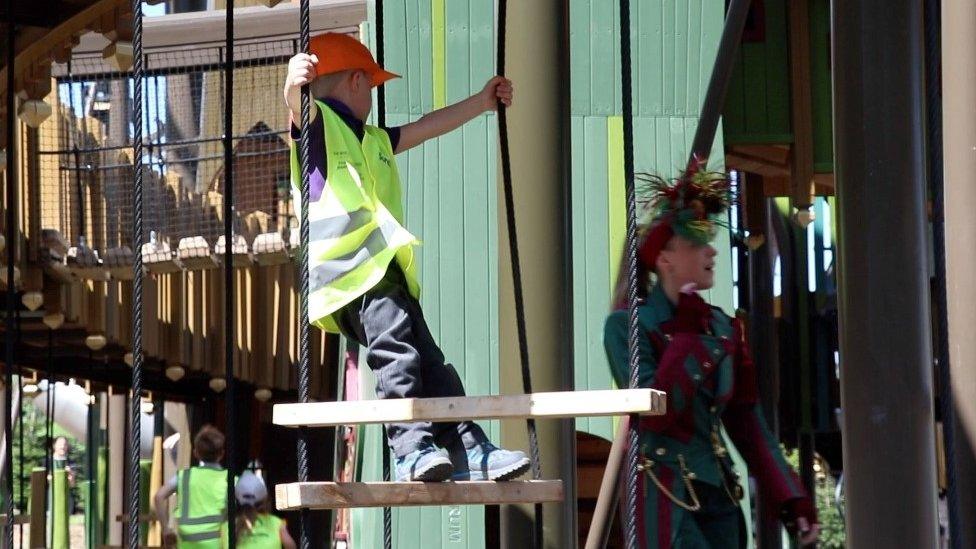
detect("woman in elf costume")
[604,163,820,548]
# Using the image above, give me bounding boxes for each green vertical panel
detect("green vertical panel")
[570,0,591,115]
[52,468,68,549]
[436,130,466,548]
[642,0,664,116]
[607,117,626,288]
[458,119,491,548]
[723,47,748,139]
[741,43,769,134]
[431,0,446,108]
[421,139,441,338]
[633,117,657,174]
[684,0,704,116]
[486,117,499,406]
[571,116,589,428]
[672,0,690,116]
[384,0,410,116]
[468,0,493,92]
[810,0,833,171]
[581,117,612,439]
[418,0,434,114]
[405,0,423,116]
[661,0,676,115]
[590,0,614,115]
[763,0,792,135]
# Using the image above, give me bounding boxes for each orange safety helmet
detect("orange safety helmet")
[309,32,399,87]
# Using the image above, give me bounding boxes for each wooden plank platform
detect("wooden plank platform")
[273,388,665,427]
[275,480,564,510]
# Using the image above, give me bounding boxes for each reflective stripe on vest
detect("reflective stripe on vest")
[290,101,420,332]
[174,467,227,542]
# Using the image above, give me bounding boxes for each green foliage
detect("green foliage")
[782,447,846,549]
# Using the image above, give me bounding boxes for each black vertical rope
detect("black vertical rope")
[4,0,18,542]
[223,0,238,546]
[15,370,21,549]
[495,2,543,547]
[128,0,145,541]
[617,0,640,547]
[926,1,959,547]
[296,0,313,545]
[375,1,393,547]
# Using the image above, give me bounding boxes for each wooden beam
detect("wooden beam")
[274,480,564,510]
[788,0,816,208]
[28,469,47,548]
[273,388,665,427]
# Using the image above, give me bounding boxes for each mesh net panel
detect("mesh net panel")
[38,38,297,254]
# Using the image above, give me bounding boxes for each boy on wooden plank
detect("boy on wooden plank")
[284,32,530,482]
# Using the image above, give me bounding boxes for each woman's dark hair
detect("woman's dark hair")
[235,501,269,539]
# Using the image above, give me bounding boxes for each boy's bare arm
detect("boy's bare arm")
[284,53,321,125]
[396,76,512,154]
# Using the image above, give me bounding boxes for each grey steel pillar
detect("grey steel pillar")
[831,1,940,547]
[941,1,976,546]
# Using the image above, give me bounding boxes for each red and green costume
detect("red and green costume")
[604,164,815,547]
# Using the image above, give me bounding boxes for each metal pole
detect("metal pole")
[687,0,752,167]
[940,0,976,546]
[223,0,238,546]
[4,0,19,541]
[831,1,940,546]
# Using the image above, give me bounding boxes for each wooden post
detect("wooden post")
[28,468,46,549]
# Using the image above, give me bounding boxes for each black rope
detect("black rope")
[926,1,959,547]
[296,0,313,545]
[375,1,393,546]
[128,0,146,540]
[223,0,238,546]
[494,2,544,547]
[4,0,18,541]
[616,0,640,547]
[15,321,22,549]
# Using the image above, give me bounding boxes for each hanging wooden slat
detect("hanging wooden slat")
[273,388,665,427]
[275,480,564,511]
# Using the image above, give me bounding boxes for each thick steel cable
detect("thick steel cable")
[374,1,393,546]
[616,0,640,547]
[4,0,18,543]
[296,0,313,545]
[926,1,959,546]
[495,1,543,546]
[223,1,238,547]
[128,0,146,542]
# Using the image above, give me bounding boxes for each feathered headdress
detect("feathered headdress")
[637,157,732,269]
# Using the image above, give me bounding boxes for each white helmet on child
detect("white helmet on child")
[235,471,268,505]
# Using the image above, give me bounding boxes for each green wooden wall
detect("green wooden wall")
[722,0,834,171]
[570,0,733,440]
[809,0,833,172]
[355,2,500,547]
[723,0,792,144]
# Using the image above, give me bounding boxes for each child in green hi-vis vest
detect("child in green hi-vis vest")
[284,33,529,482]
[603,163,820,548]
[233,471,296,549]
[154,425,229,548]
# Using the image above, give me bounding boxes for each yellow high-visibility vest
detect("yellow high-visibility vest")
[291,101,420,332]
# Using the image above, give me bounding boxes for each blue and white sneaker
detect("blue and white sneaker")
[395,443,454,482]
[451,442,531,481]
